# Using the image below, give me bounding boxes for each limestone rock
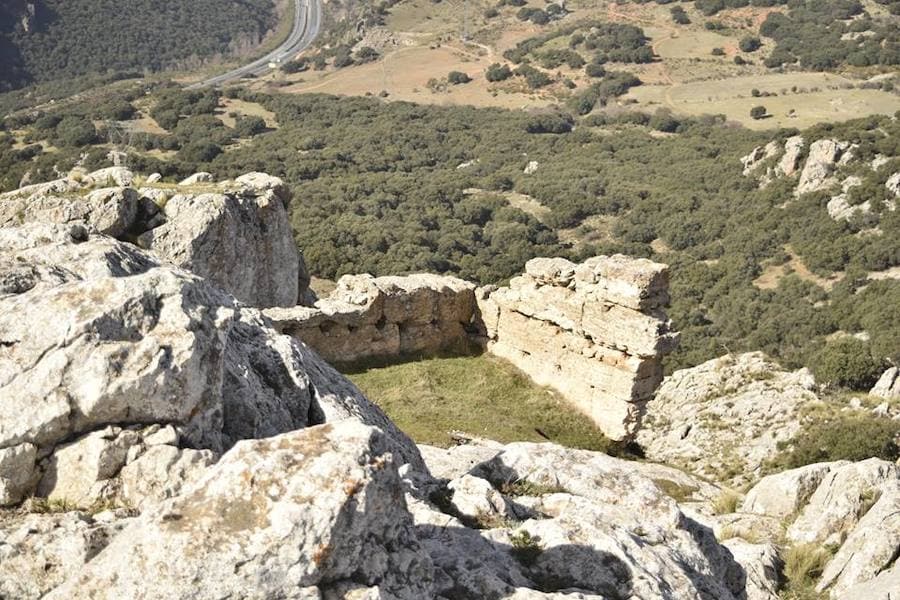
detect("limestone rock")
[524,160,539,174]
[0,442,37,505]
[741,141,779,176]
[479,255,677,440]
[887,172,900,197]
[179,172,214,185]
[447,473,511,523]
[721,540,782,600]
[84,167,135,188]
[0,511,132,599]
[417,441,505,480]
[787,458,900,545]
[871,366,900,399]
[145,173,162,184]
[234,171,292,206]
[0,185,139,237]
[0,223,423,505]
[776,136,804,177]
[742,462,845,519]
[137,186,304,307]
[817,485,900,596]
[118,444,215,509]
[37,427,142,506]
[47,422,434,600]
[637,352,819,486]
[796,139,850,196]
[835,561,900,600]
[267,273,477,363]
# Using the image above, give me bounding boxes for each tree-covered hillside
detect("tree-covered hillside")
[2,85,898,381]
[0,0,280,91]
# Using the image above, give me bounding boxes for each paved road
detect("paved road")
[188,0,322,89]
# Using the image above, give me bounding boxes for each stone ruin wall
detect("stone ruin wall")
[267,255,679,440]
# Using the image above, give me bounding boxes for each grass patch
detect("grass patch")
[509,530,544,567]
[782,543,833,599]
[712,489,742,515]
[346,354,617,452]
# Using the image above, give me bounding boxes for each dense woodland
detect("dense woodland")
[0,0,279,91]
[2,85,898,384]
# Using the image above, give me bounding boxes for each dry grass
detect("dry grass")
[753,246,844,291]
[346,353,615,451]
[216,97,279,129]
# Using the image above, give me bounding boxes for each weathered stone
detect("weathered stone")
[0,223,423,499]
[796,139,850,196]
[84,167,135,188]
[268,273,477,363]
[741,141,779,176]
[234,171,292,205]
[638,352,819,486]
[447,473,511,523]
[137,187,303,307]
[479,255,677,440]
[37,427,142,506]
[0,442,37,505]
[46,422,435,600]
[776,136,804,177]
[0,511,132,600]
[145,173,162,184]
[787,458,900,545]
[0,186,139,237]
[721,540,782,600]
[835,561,900,600]
[179,172,214,185]
[742,462,845,519]
[417,441,505,480]
[817,486,900,596]
[118,444,215,509]
[871,366,900,399]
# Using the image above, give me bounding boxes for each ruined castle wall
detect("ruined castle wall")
[265,273,477,364]
[476,256,678,441]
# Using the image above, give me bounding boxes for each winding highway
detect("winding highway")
[188,0,322,89]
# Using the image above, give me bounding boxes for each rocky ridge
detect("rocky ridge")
[740,136,899,223]
[1,170,899,598]
[0,167,308,307]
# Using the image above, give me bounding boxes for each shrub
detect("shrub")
[509,530,544,567]
[750,106,767,120]
[486,63,513,82]
[734,56,746,66]
[671,6,691,24]
[772,414,900,470]
[739,36,762,53]
[585,63,606,78]
[447,71,472,85]
[783,543,833,594]
[711,47,726,56]
[813,337,883,390]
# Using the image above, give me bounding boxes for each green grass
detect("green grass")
[345,353,615,452]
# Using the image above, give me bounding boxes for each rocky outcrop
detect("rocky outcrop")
[266,273,477,364]
[0,167,308,308]
[637,352,818,485]
[741,459,900,598]
[45,422,433,600]
[796,139,853,196]
[0,223,422,507]
[478,256,678,440]
[871,366,900,399]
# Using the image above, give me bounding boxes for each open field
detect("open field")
[346,354,614,451]
[754,246,844,291]
[273,0,900,127]
[216,97,280,129]
[627,72,900,130]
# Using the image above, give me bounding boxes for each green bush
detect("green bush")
[813,338,883,390]
[750,105,767,120]
[447,71,472,85]
[772,413,900,470]
[486,63,513,82]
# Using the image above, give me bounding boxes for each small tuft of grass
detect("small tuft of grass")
[498,479,568,497]
[782,543,834,598]
[509,530,544,567]
[712,489,742,515]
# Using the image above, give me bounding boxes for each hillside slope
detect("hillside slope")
[0,0,281,91]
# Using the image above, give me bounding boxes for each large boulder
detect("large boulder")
[638,352,818,486]
[796,139,851,196]
[871,366,900,399]
[0,170,306,308]
[46,422,434,600]
[0,223,422,507]
[742,462,845,519]
[136,181,305,308]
